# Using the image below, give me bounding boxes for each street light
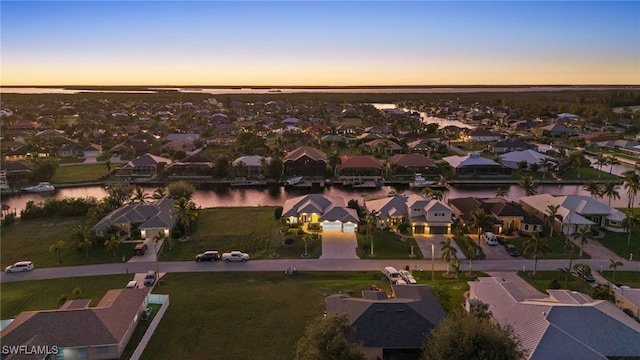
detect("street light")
[431,243,435,282]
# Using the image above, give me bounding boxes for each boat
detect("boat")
[22,182,55,192]
[284,176,303,186]
[409,174,436,188]
[0,170,9,191]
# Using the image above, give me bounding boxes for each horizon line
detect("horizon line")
[3,84,640,88]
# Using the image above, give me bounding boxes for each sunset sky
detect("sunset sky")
[1,1,639,86]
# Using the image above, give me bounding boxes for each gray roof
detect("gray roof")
[319,206,359,223]
[443,152,500,168]
[121,153,172,169]
[93,198,177,232]
[282,194,344,218]
[500,150,554,165]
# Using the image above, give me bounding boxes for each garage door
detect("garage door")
[343,223,356,233]
[322,222,342,232]
[414,225,425,234]
[430,226,448,234]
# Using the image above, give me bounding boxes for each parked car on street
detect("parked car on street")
[195,250,220,262]
[5,261,34,273]
[504,244,520,257]
[221,251,249,262]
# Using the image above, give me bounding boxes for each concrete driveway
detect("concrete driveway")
[320,231,359,259]
[414,234,466,260]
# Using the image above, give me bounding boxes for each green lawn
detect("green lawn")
[558,167,620,181]
[507,235,591,260]
[163,207,282,261]
[52,164,110,183]
[1,217,137,268]
[595,229,640,261]
[599,271,640,287]
[517,270,595,296]
[356,231,424,259]
[120,303,162,360]
[0,274,132,318]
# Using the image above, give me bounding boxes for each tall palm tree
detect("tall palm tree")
[602,183,620,207]
[494,187,507,199]
[439,237,458,275]
[152,232,166,283]
[607,155,620,175]
[172,198,198,237]
[573,227,592,257]
[518,175,538,196]
[464,240,478,276]
[365,210,379,257]
[595,153,608,179]
[609,258,624,282]
[104,160,112,180]
[523,232,550,277]
[583,181,604,200]
[545,204,563,238]
[563,241,576,288]
[78,238,93,259]
[471,209,494,253]
[623,170,640,211]
[49,240,66,263]
[131,186,151,204]
[104,236,120,257]
[571,155,589,180]
[621,215,638,246]
[451,260,462,288]
[539,157,554,180]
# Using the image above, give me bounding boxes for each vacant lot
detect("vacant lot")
[52,164,109,183]
[507,235,590,260]
[356,231,424,259]
[517,270,596,296]
[600,271,640,288]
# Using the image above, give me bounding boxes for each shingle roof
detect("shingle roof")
[319,206,359,223]
[443,152,500,168]
[500,150,554,165]
[337,156,382,169]
[92,198,176,232]
[387,154,436,167]
[282,194,343,217]
[284,146,327,162]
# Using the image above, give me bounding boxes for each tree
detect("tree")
[573,227,592,257]
[30,158,58,182]
[422,312,526,360]
[451,260,462,288]
[172,197,198,238]
[494,187,507,199]
[104,160,112,180]
[464,240,478,276]
[539,157,554,180]
[104,236,120,257]
[606,155,620,174]
[440,237,458,275]
[131,186,151,204]
[471,209,493,253]
[523,232,550,277]
[296,313,365,360]
[152,232,166,279]
[609,258,623,282]
[562,240,576,288]
[518,175,537,196]
[152,186,168,199]
[167,181,196,201]
[365,210,379,257]
[583,181,603,199]
[595,152,608,179]
[602,182,620,207]
[78,238,93,259]
[49,240,65,263]
[106,184,134,207]
[623,170,640,211]
[621,215,638,246]
[545,204,563,238]
[570,155,589,180]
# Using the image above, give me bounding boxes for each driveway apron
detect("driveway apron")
[320,231,359,259]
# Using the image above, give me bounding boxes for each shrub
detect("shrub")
[283,236,295,245]
[273,206,283,220]
[3,213,15,225]
[297,228,305,236]
[548,279,561,289]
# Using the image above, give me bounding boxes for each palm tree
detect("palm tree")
[104,160,112,180]
[607,155,620,175]
[571,155,589,180]
[595,153,608,179]
[49,240,65,263]
[152,186,168,199]
[621,215,638,246]
[494,187,507,199]
[131,186,151,204]
[609,258,623,282]
[623,170,640,211]
[365,210,380,257]
[430,190,444,201]
[518,175,538,196]
[563,241,576,288]
[583,181,603,200]
[471,209,494,253]
[451,260,462,288]
[573,227,592,257]
[545,204,563,238]
[602,183,620,207]
[421,187,432,198]
[78,238,93,259]
[539,157,554,180]
[523,232,550,277]
[172,198,198,237]
[152,232,166,284]
[464,240,478,276]
[439,237,458,275]
[104,236,120,257]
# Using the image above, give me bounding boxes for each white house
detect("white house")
[463,128,502,142]
[500,150,556,171]
[281,194,359,232]
[365,194,453,234]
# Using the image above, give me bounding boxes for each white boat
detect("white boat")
[22,182,55,192]
[0,171,9,191]
[409,174,436,188]
[284,176,303,186]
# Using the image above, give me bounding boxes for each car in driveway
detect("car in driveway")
[575,266,596,283]
[144,270,157,287]
[481,232,498,246]
[399,270,417,284]
[5,261,34,273]
[221,251,249,262]
[134,243,148,256]
[504,244,520,257]
[195,250,220,262]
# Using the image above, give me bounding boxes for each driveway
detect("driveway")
[320,231,359,259]
[414,234,466,261]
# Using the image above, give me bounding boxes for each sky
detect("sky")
[1,1,639,86]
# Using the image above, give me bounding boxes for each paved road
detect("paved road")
[2,257,639,283]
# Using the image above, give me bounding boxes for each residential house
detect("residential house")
[491,139,537,154]
[1,288,152,360]
[467,277,640,360]
[443,152,511,177]
[335,156,383,183]
[584,134,619,145]
[116,153,172,181]
[8,121,39,134]
[463,128,502,142]
[283,146,327,177]
[165,150,214,177]
[320,134,351,144]
[335,124,362,136]
[0,161,32,184]
[387,154,437,176]
[363,139,403,155]
[325,284,445,360]
[448,197,542,235]
[366,194,454,234]
[166,133,199,142]
[532,123,576,137]
[500,150,557,172]
[83,143,103,158]
[92,198,177,239]
[232,155,270,178]
[406,138,436,153]
[281,194,358,232]
[597,139,639,150]
[519,194,627,234]
[612,286,640,319]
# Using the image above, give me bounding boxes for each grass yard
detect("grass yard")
[141,271,469,360]
[0,274,132,318]
[599,271,640,288]
[52,164,110,183]
[356,231,424,259]
[595,229,640,261]
[1,217,137,268]
[558,167,620,181]
[162,207,282,261]
[517,270,596,296]
[507,235,591,260]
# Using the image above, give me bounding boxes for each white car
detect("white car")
[5,261,34,273]
[221,251,249,262]
[399,270,417,284]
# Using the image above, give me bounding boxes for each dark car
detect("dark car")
[504,244,520,257]
[195,251,220,262]
[575,267,596,283]
[144,270,157,287]
[497,236,507,245]
[134,243,148,256]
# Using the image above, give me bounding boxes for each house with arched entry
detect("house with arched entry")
[281,194,359,232]
[365,194,454,235]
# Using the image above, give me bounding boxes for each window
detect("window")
[78,348,88,359]
[525,224,529,231]
[96,347,109,354]
[609,221,619,226]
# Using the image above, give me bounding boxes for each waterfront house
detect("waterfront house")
[500,150,557,172]
[336,155,383,184]
[448,197,542,235]
[1,288,151,360]
[363,139,402,155]
[326,284,445,360]
[491,139,537,154]
[165,150,214,177]
[232,155,270,178]
[93,198,177,239]
[532,123,576,137]
[283,146,327,177]
[387,154,437,176]
[281,194,358,232]
[116,153,172,181]
[443,152,511,177]
[467,277,640,360]
[365,194,453,234]
[463,127,502,142]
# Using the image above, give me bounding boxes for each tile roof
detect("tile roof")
[337,156,382,169]
[387,154,436,167]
